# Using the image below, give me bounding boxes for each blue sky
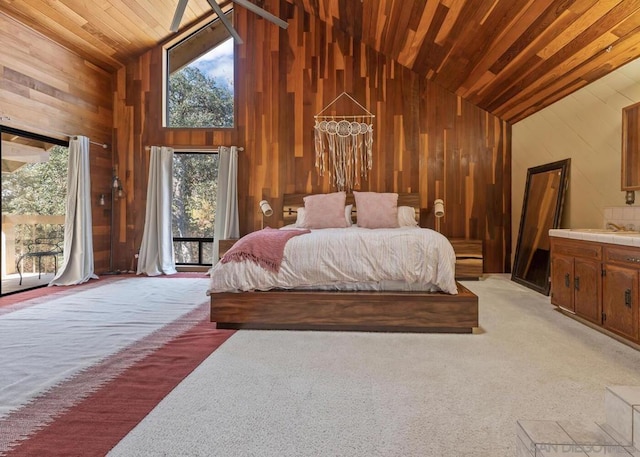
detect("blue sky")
[191,38,234,92]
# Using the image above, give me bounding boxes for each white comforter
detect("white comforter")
[208,226,458,294]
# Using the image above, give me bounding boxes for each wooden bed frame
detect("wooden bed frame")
[210,193,479,333]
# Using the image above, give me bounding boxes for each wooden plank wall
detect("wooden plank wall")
[113,0,511,273]
[0,12,113,273]
[112,49,234,272]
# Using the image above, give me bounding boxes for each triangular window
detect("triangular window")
[165,10,234,128]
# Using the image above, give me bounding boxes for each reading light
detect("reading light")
[434,199,445,233]
[259,200,273,229]
[259,200,273,216]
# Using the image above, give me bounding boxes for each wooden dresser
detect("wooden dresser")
[550,230,640,346]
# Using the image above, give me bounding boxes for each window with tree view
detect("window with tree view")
[172,153,219,265]
[166,11,234,128]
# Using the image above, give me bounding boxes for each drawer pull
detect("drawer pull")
[574,277,580,291]
[625,257,640,263]
[564,273,570,288]
[625,289,632,309]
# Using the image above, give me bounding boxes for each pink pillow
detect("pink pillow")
[300,192,349,229]
[354,192,399,228]
[296,205,353,227]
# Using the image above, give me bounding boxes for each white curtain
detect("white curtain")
[50,136,98,286]
[212,146,239,263]
[137,146,177,276]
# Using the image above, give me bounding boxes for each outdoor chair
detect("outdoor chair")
[16,235,64,285]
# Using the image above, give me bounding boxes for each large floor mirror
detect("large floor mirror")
[512,159,570,295]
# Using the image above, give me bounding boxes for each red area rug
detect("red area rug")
[1,277,233,457]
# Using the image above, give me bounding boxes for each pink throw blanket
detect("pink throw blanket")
[221,227,310,273]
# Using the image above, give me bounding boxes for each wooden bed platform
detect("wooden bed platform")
[211,192,478,333]
[210,282,478,333]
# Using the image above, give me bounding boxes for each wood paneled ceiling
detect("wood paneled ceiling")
[1,0,639,123]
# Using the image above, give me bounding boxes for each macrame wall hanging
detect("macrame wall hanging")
[314,92,375,191]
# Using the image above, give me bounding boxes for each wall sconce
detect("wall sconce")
[434,198,445,233]
[112,166,124,200]
[625,190,636,205]
[108,165,124,274]
[259,199,273,229]
[99,194,106,206]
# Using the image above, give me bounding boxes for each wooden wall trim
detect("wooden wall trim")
[112,0,511,273]
[0,12,113,273]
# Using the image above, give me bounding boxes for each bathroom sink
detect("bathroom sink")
[569,228,640,235]
[569,229,612,233]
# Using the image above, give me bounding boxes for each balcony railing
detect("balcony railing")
[173,237,214,266]
[1,214,65,277]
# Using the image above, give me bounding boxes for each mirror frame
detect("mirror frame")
[622,100,640,191]
[512,158,571,295]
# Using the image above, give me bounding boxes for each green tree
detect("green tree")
[2,145,68,266]
[168,64,231,263]
[168,66,234,128]
[172,153,219,238]
[2,145,68,215]
[172,153,219,263]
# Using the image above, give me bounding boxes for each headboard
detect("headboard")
[282,193,421,226]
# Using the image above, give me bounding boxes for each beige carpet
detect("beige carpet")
[108,275,640,457]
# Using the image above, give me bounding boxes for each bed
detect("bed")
[208,192,478,333]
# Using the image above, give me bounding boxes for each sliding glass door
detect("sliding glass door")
[0,126,68,295]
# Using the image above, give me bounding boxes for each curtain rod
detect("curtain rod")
[144,146,244,152]
[0,116,108,149]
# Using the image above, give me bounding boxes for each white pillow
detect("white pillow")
[398,206,418,227]
[296,205,353,227]
[295,207,308,227]
[345,204,354,226]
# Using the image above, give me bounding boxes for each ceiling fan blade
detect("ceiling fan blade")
[170,0,189,32]
[231,0,288,29]
[206,0,243,44]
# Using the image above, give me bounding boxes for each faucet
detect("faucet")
[606,222,625,231]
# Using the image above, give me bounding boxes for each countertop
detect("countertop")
[549,229,640,247]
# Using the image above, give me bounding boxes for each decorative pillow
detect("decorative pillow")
[299,192,349,229]
[296,204,353,227]
[398,206,418,227]
[345,204,354,226]
[353,191,399,229]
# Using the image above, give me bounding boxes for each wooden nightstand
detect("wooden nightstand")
[218,239,238,259]
[449,239,483,280]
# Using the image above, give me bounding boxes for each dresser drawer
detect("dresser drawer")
[604,245,640,269]
[551,238,602,260]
